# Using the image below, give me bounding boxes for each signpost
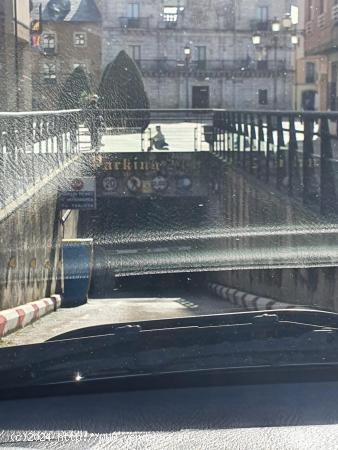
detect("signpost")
[94,153,208,198]
[58,177,96,210]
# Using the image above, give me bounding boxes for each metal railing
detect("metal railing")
[137,59,288,75]
[0,109,81,208]
[250,19,272,31]
[333,4,338,23]
[119,17,150,29]
[211,110,338,217]
[4,107,338,221]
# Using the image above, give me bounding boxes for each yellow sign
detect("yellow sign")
[142,180,152,194]
[8,257,17,269]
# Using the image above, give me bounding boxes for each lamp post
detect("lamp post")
[184,44,191,109]
[271,17,281,109]
[252,14,295,110]
[291,32,300,110]
[252,32,261,46]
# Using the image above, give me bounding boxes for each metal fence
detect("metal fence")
[4,107,338,220]
[0,109,81,207]
[212,110,338,217]
[136,59,288,75]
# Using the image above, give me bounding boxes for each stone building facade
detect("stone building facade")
[304,0,338,110]
[0,0,33,111]
[292,0,325,110]
[31,0,102,110]
[101,0,298,109]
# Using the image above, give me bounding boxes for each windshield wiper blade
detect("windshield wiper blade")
[48,308,338,341]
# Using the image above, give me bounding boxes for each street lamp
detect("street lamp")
[184,45,192,58]
[282,13,293,30]
[270,18,281,108]
[252,32,261,46]
[291,33,299,46]
[291,32,300,109]
[253,15,299,110]
[272,17,281,33]
[184,45,191,108]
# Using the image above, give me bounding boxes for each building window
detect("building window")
[74,32,87,47]
[257,6,269,22]
[127,3,139,18]
[196,46,207,69]
[255,7,269,30]
[42,33,56,50]
[41,63,56,82]
[129,45,141,61]
[302,90,316,110]
[329,62,338,110]
[305,62,316,83]
[319,0,325,14]
[258,89,268,105]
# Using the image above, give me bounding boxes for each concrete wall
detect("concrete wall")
[0,177,79,311]
[209,266,338,312]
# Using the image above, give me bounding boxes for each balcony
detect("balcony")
[41,47,56,56]
[333,5,338,24]
[250,19,270,32]
[317,13,326,29]
[161,13,178,29]
[136,59,288,77]
[305,21,313,35]
[119,17,150,30]
[196,60,207,70]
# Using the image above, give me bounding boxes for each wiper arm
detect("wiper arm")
[48,308,338,341]
[1,312,338,391]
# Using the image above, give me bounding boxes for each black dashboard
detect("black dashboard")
[1,381,338,449]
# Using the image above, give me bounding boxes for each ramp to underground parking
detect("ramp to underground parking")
[77,152,338,285]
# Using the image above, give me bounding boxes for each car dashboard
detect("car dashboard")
[1,381,338,449]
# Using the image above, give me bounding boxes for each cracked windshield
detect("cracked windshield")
[2,0,338,394]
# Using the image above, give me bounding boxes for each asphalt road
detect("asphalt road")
[1,289,237,347]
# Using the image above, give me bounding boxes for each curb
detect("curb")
[208,282,298,311]
[0,295,61,338]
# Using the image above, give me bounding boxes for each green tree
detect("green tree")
[58,66,91,110]
[98,50,150,130]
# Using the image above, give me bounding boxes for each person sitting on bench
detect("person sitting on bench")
[148,126,169,151]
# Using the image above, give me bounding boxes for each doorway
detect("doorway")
[192,86,210,108]
[302,90,316,111]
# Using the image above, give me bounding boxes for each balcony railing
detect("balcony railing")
[161,13,178,29]
[136,59,288,76]
[305,21,313,34]
[333,4,338,23]
[119,16,150,29]
[317,13,326,29]
[250,19,271,31]
[41,47,56,56]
